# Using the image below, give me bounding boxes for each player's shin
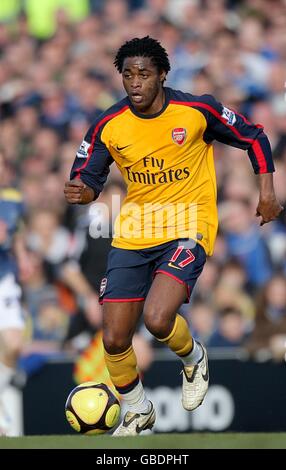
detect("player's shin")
[104,345,150,414]
[156,314,203,365]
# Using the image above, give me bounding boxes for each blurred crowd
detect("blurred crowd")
[1,0,286,381]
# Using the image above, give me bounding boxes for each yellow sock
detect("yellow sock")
[157,314,193,357]
[104,345,139,394]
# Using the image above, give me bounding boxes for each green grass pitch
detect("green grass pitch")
[0,433,286,449]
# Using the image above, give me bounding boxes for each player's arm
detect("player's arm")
[64,122,113,205]
[256,173,282,225]
[198,95,283,224]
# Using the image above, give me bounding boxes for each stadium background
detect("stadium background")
[0,0,286,437]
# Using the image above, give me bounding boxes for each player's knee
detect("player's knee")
[144,307,170,338]
[103,332,132,355]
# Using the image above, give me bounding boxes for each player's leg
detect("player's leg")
[103,301,155,436]
[144,273,201,363]
[0,275,25,435]
[100,258,148,414]
[102,300,143,401]
[0,328,24,401]
[144,241,208,411]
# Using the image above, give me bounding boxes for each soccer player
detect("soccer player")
[0,151,30,435]
[64,36,283,436]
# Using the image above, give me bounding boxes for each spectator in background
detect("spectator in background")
[208,306,249,349]
[191,258,221,304]
[0,150,30,435]
[26,208,102,337]
[219,198,274,287]
[40,85,71,139]
[0,0,21,23]
[14,106,39,164]
[247,274,286,361]
[21,249,73,356]
[213,258,256,332]
[24,0,90,40]
[186,301,217,346]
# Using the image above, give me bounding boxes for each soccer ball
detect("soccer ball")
[65,381,121,435]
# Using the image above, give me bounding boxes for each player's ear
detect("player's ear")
[159,70,167,83]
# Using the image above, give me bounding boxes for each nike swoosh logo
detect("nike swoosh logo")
[168,262,182,271]
[116,144,130,151]
[135,410,155,434]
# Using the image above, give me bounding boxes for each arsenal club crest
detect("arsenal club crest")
[100,277,107,297]
[172,128,187,146]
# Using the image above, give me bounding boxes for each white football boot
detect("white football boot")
[181,342,209,411]
[113,401,156,437]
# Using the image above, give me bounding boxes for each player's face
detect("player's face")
[122,57,166,114]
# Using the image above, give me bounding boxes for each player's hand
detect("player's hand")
[256,196,284,226]
[64,180,95,205]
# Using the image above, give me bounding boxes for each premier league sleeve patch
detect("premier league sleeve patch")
[76,140,91,158]
[221,107,236,126]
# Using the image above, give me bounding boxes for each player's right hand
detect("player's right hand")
[64,180,95,204]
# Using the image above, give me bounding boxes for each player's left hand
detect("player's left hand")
[256,197,284,226]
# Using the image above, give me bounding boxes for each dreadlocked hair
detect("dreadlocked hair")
[114,36,171,75]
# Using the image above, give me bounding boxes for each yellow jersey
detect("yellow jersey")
[71,87,274,255]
